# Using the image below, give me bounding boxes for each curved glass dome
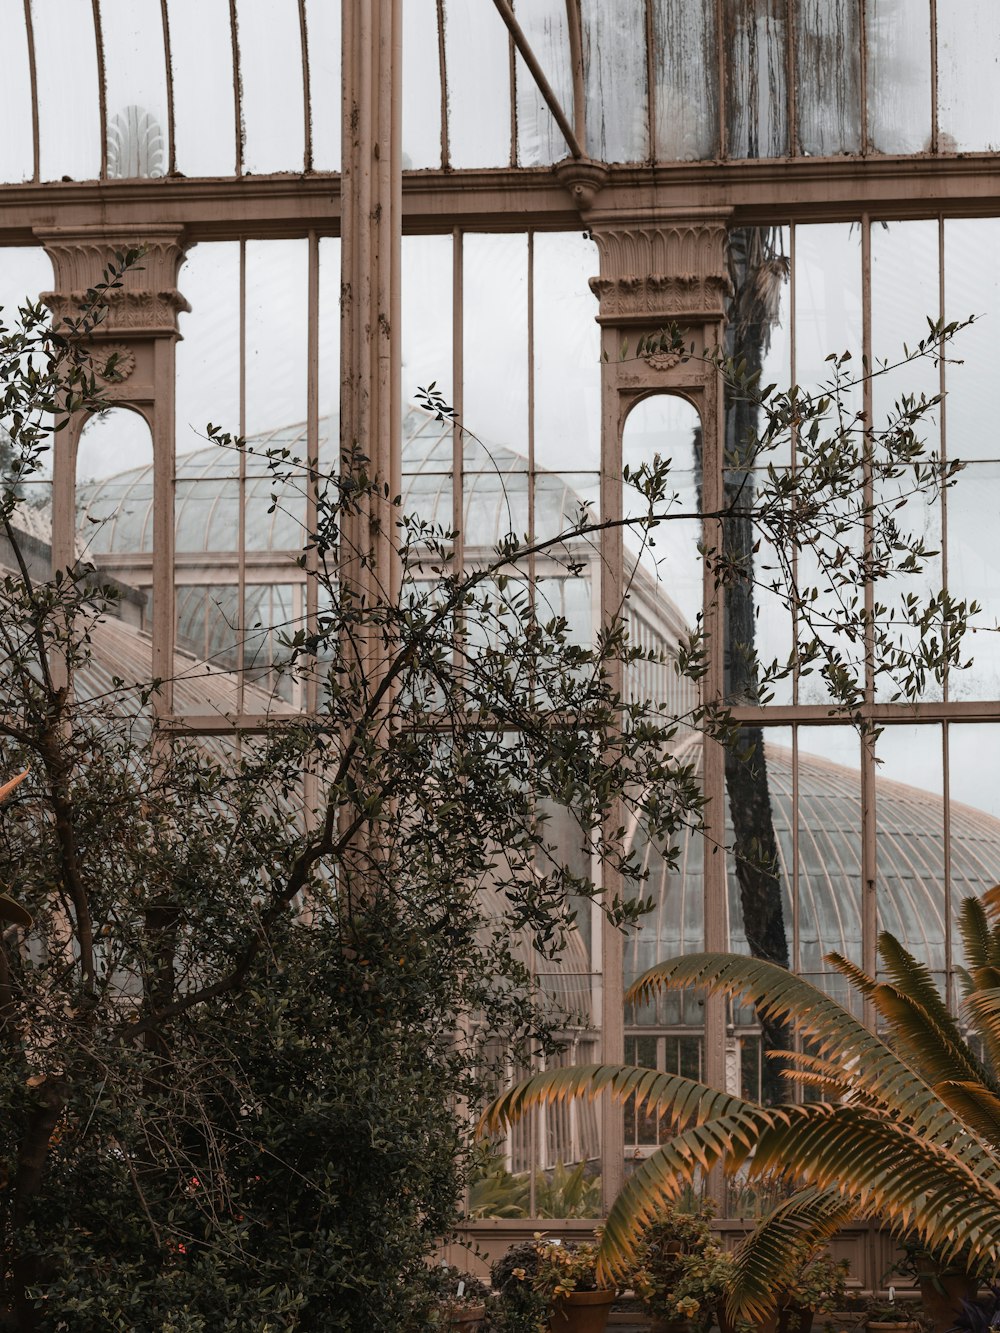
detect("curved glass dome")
[626,741,1000,1023]
[76,407,594,557]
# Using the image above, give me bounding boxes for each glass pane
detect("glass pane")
[245,240,309,443]
[871,220,940,443]
[947,462,1000,700]
[176,243,240,471]
[866,0,931,154]
[236,0,305,174]
[0,0,35,182]
[305,0,340,171]
[797,727,862,972]
[515,1,574,166]
[100,0,169,178]
[443,0,511,168]
[793,222,862,410]
[402,235,453,539]
[621,396,703,715]
[944,218,1000,463]
[794,0,861,155]
[580,0,648,162]
[75,408,154,649]
[948,726,1000,912]
[938,1,1000,152]
[653,0,719,160]
[724,0,789,159]
[533,233,600,475]
[402,0,441,169]
[875,725,945,973]
[167,0,236,177]
[32,0,101,181]
[463,234,528,469]
[317,237,340,472]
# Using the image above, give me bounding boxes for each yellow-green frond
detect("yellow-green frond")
[726,1187,858,1321]
[627,953,955,1145]
[934,1080,1000,1147]
[960,897,994,971]
[478,1064,759,1141]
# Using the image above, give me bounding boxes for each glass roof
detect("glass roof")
[76,406,594,556]
[2,1,998,184]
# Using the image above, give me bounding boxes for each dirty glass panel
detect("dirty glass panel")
[938,2,1000,152]
[236,0,305,175]
[0,1,35,182]
[533,233,600,475]
[580,0,648,162]
[724,0,789,159]
[443,0,511,168]
[32,0,101,181]
[305,0,341,171]
[402,0,442,169]
[75,408,154,642]
[401,235,453,536]
[653,0,719,160]
[875,725,945,979]
[99,0,169,178]
[944,218,1000,463]
[515,0,575,166]
[866,0,931,154]
[794,0,861,156]
[167,0,236,177]
[947,462,1000,701]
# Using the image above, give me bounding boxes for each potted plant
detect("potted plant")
[776,1247,850,1333]
[628,1205,734,1333]
[945,1283,1000,1333]
[428,1265,491,1330]
[864,1292,920,1333]
[530,1236,617,1333]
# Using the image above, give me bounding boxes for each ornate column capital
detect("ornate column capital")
[586,211,733,326]
[34,225,190,339]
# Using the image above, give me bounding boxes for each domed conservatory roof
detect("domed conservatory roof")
[76,408,595,556]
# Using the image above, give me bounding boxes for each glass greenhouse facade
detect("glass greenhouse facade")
[3,0,1000,1245]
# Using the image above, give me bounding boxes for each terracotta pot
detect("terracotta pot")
[918,1273,979,1333]
[446,1302,486,1331]
[868,1321,920,1333]
[548,1288,616,1333]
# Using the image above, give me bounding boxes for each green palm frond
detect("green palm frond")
[877,932,970,1046]
[628,953,957,1144]
[597,1108,777,1281]
[479,1063,757,1140]
[933,1080,1000,1148]
[960,897,994,971]
[726,1187,857,1320]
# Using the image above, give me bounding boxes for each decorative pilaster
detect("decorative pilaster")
[35,225,188,714]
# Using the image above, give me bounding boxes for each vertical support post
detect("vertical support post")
[340,0,402,642]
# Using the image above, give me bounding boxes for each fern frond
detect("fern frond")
[960,897,994,971]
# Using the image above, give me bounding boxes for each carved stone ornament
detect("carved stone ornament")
[587,218,733,324]
[91,342,136,383]
[643,350,683,372]
[34,225,190,338]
